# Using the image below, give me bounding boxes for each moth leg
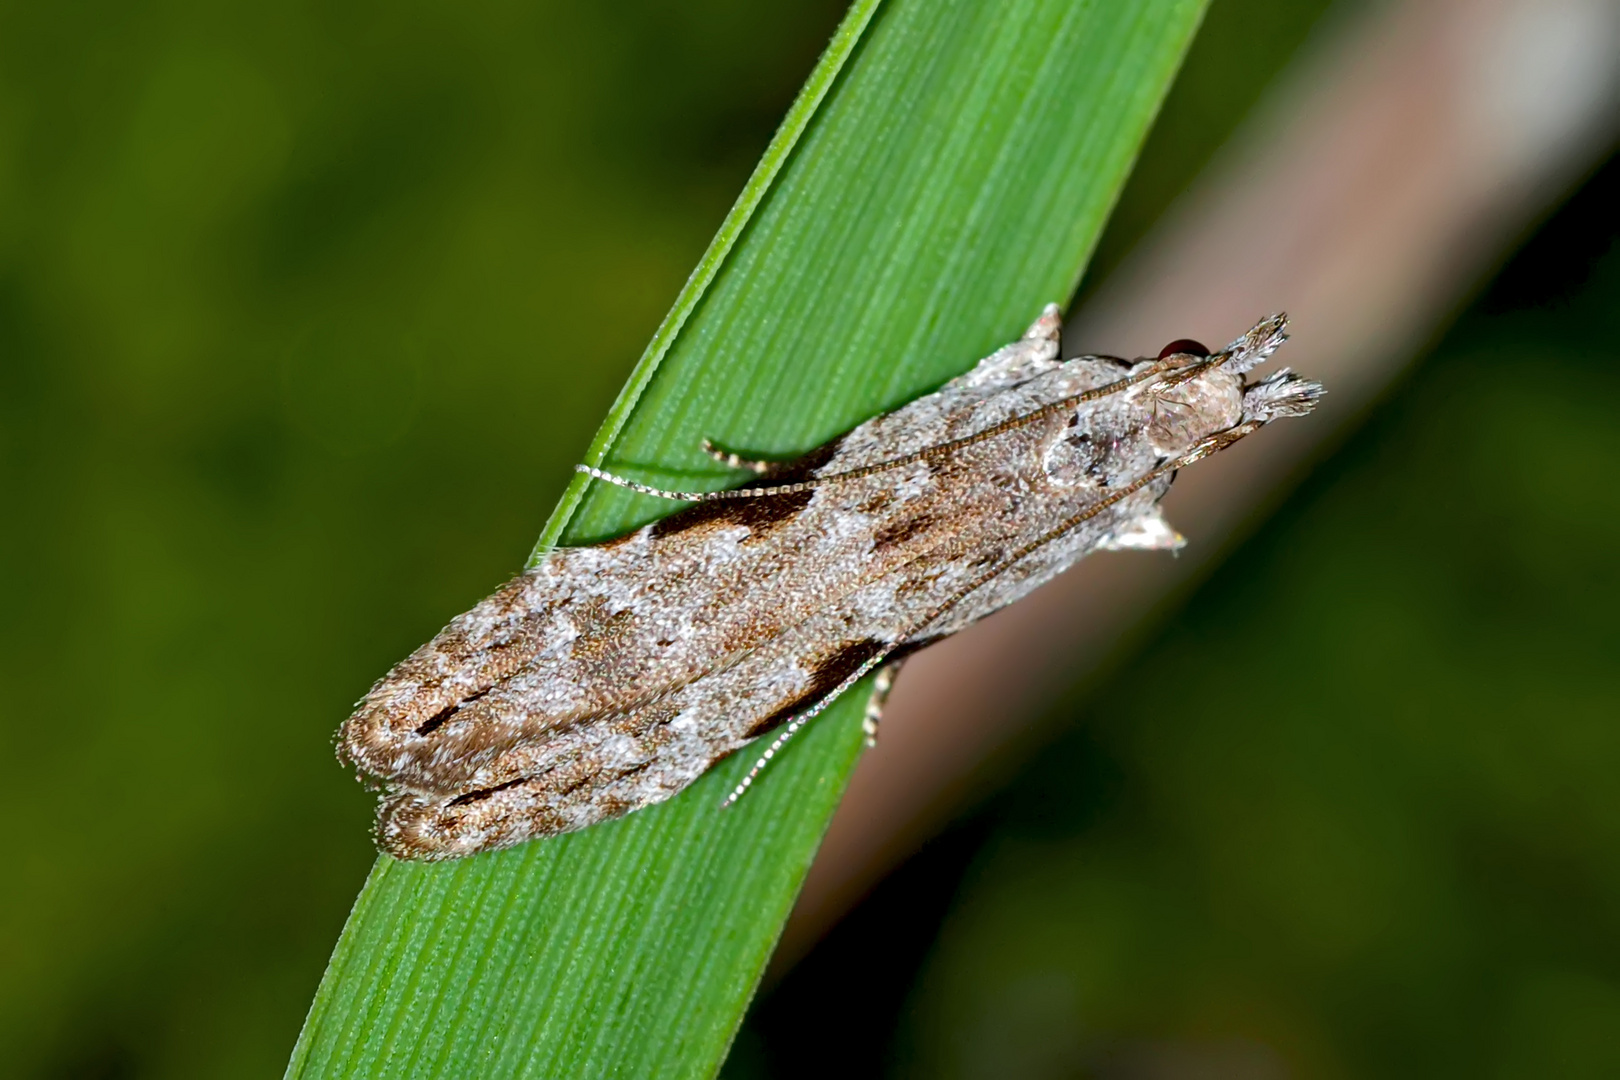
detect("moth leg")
[700,437,776,476]
[862,659,904,747]
[722,650,893,808]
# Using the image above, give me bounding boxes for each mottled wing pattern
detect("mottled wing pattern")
[338,310,1071,784]
[339,306,1319,860]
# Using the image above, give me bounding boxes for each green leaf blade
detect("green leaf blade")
[288,2,1208,1077]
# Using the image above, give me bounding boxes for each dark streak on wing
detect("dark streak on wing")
[649,435,845,542]
[444,757,656,818]
[447,775,527,806]
[415,686,494,735]
[873,512,935,550]
[745,637,888,738]
[648,487,815,542]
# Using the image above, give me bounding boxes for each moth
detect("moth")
[340,305,1322,861]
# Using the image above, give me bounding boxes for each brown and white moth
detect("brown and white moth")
[339,306,1322,861]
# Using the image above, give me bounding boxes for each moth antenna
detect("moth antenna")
[578,354,1215,503]
[574,464,820,502]
[721,652,893,808]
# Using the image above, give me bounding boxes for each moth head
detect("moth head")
[1142,332,1250,458]
[1144,318,1319,454]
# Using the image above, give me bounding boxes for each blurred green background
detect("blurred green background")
[2,0,1616,1077]
[0,1,847,1075]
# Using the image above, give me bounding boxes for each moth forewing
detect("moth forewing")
[341,306,1322,861]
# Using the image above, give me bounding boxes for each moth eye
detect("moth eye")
[1157,338,1209,360]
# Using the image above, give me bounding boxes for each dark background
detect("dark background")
[2,0,1615,1076]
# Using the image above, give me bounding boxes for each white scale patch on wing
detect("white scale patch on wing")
[343,307,1324,859]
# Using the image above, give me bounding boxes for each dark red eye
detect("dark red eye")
[1157,338,1209,360]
